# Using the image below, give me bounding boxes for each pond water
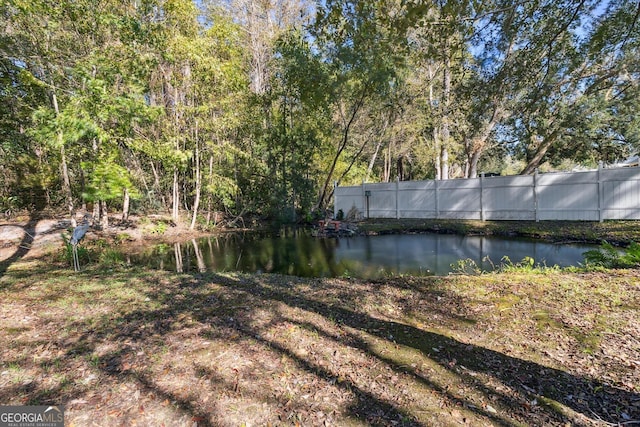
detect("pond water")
[124,230,598,278]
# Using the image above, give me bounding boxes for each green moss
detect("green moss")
[495,294,521,311]
[532,310,563,330]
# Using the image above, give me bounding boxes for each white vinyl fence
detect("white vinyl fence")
[334,165,640,221]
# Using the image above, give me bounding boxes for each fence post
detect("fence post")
[534,169,539,222]
[435,179,439,219]
[597,161,603,222]
[480,173,485,221]
[361,180,365,219]
[396,176,400,219]
[334,181,338,219]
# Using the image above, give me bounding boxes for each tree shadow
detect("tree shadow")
[0,212,39,276]
[96,347,217,427]
[42,273,434,426]
[3,268,637,426]
[215,273,639,425]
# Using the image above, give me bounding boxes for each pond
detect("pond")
[123,230,598,278]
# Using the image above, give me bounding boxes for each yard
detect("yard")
[0,255,638,426]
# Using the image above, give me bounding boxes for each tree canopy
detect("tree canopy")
[1,0,638,222]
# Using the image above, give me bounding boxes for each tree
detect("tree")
[510,0,640,173]
[2,0,151,224]
[312,0,400,209]
[1,0,89,223]
[262,29,333,219]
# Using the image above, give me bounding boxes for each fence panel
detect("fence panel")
[482,175,535,220]
[437,179,482,219]
[601,167,640,219]
[367,182,397,218]
[536,171,599,221]
[334,185,364,218]
[333,166,640,221]
[398,181,437,218]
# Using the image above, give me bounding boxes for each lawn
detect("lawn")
[0,256,638,426]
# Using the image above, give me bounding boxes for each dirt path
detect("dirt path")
[0,217,70,263]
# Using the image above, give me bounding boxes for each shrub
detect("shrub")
[583,241,640,268]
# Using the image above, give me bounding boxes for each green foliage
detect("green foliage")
[115,233,133,244]
[499,256,549,273]
[0,196,19,212]
[450,259,482,275]
[583,242,640,269]
[451,256,560,275]
[98,249,126,267]
[2,0,640,219]
[82,160,138,202]
[150,222,168,235]
[62,242,91,268]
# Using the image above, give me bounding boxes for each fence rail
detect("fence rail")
[334,165,640,222]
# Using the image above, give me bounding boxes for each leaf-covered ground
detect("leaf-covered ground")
[1,260,638,426]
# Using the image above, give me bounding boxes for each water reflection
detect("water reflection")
[127,230,597,278]
[333,234,591,276]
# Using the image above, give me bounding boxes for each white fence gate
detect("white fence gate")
[334,166,640,221]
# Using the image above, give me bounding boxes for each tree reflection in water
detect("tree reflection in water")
[129,231,598,278]
[174,242,183,273]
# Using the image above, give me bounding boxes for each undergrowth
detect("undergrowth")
[453,241,640,274]
[451,255,562,275]
[583,241,640,268]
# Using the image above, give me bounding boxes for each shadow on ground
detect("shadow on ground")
[0,213,39,276]
[0,268,637,426]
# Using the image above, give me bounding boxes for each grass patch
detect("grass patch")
[532,310,563,330]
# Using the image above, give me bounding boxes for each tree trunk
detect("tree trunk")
[122,188,130,221]
[51,90,75,226]
[206,155,213,225]
[190,122,201,231]
[521,128,560,175]
[465,103,504,178]
[427,64,441,181]
[100,200,108,229]
[434,135,441,181]
[384,143,392,182]
[172,168,179,222]
[171,75,181,223]
[149,161,167,211]
[440,147,449,180]
[440,42,452,180]
[60,144,75,227]
[364,117,389,182]
[468,149,482,178]
[366,141,383,182]
[316,87,367,210]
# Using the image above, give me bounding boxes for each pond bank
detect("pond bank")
[356,218,640,246]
